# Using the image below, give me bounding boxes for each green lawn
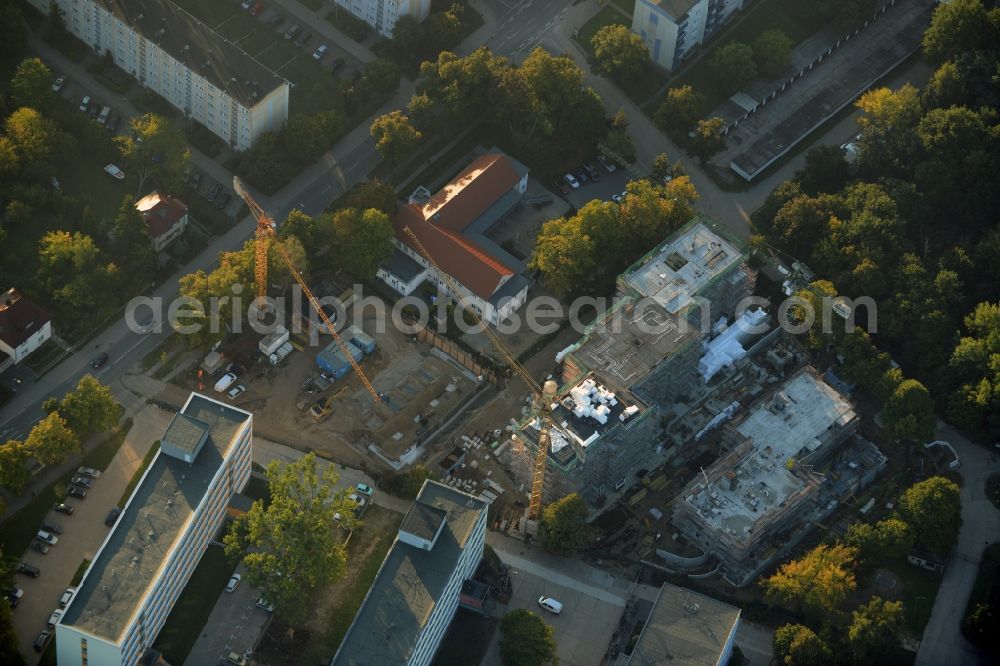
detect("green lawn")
[0,421,130,558]
[612,0,636,16]
[669,0,828,113]
[886,560,944,635]
[58,152,134,222]
[170,0,343,116]
[153,545,238,665]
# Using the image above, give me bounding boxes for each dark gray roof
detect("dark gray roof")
[94,0,286,108]
[400,501,447,541]
[488,273,529,307]
[382,248,427,283]
[629,584,741,666]
[62,394,252,642]
[162,412,209,456]
[331,481,487,665]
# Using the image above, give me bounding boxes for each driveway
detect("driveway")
[11,405,170,662]
[184,564,270,666]
[915,423,1000,666]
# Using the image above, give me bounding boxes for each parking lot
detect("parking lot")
[562,160,632,210]
[183,563,271,666]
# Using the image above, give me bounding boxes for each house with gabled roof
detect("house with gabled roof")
[378,150,531,326]
[0,288,52,372]
[135,192,189,252]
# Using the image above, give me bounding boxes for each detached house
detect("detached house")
[0,288,52,372]
[378,151,531,326]
[136,192,189,252]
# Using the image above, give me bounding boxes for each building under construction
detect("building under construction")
[510,219,755,505]
[669,367,886,586]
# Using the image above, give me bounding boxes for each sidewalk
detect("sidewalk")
[269,0,376,65]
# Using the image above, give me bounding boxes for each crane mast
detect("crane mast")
[401,226,557,523]
[233,177,382,404]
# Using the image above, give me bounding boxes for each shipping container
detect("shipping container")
[345,325,375,355]
[259,325,290,355]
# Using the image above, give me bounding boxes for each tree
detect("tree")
[0,0,28,76]
[752,29,793,77]
[343,179,398,215]
[5,107,57,174]
[529,202,609,296]
[882,378,936,443]
[795,145,850,195]
[946,301,1000,437]
[360,58,401,99]
[53,375,122,439]
[381,465,433,499]
[654,85,704,134]
[922,0,1000,64]
[115,113,190,194]
[605,126,636,164]
[370,111,422,164]
[772,624,832,666]
[108,195,157,282]
[25,411,81,466]
[390,14,423,61]
[591,24,649,81]
[848,596,904,663]
[278,209,325,250]
[855,85,923,177]
[899,476,961,555]
[763,543,857,619]
[0,586,25,666]
[708,42,757,91]
[330,207,394,279]
[539,493,589,556]
[10,58,55,110]
[224,453,357,623]
[843,517,914,563]
[499,609,557,666]
[0,440,31,494]
[837,328,891,394]
[690,117,726,164]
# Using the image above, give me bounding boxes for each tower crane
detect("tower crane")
[233,177,383,404]
[401,226,560,527]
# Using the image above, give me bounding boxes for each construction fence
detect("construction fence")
[416,326,500,383]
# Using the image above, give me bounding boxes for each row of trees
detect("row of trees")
[530,174,698,297]
[765,476,961,664]
[371,47,610,175]
[752,0,1000,440]
[0,376,121,509]
[387,1,473,68]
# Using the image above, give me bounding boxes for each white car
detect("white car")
[51,76,65,93]
[349,493,367,508]
[79,95,90,112]
[36,531,58,546]
[104,163,125,180]
[537,596,563,614]
[214,372,238,393]
[313,45,329,60]
[355,483,374,496]
[47,609,63,629]
[563,173,580,190]
[241,0,252,8]
[612,192,625,204]
[227,384,246,400]
[255,597,275,612]
[77,466,101,479]
[225,573,241,592]
[59,588,76,608]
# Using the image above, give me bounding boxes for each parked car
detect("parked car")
[103,164,125,180]
[190,171,203,190]
[206,182,222,202]
[293,31,311,48]
[77,467,101,479]
[40,521,63,535]
[537,596,564,614]
[227,384,246,400]
[348,493,367,508]
[5,587,23,602]
[107,113,120,132]
[268,14,284,28]
[59,588,76,608]
[331,57,345,73]
[47,609,63,629]
[597,154,617,173]
[283,24,301,40]
[70,476,92,489]
[313,45,329,60]
[582,161,600,181]
[255,597,275,612]
[91,352,109,368]
[555,179,571,195]
[241,0,252,8]
[226,362,246,377]
[88,103,99,119]
[30,541,49,555]
[51,76,65,93]
[16,563,40,578]
[563,173,580,190]
[105,507,121,527]
[250,2,264,17]
[612,191,626,204]
[36,531,58,546]
[214,191,232,209]
[225,574,241,593]
[79,95,91,112]
[67,486,86,500]
[226,652,249,666]
[573,169,589,185]
[54,503,75,516]
[33,630,52,653]
[355,483,374,496]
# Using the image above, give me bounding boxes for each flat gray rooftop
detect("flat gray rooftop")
[95,0,287,107]
[719,0,935,180]
[333,481,486,665]
[630,583,741,666]
[62,394,251,642]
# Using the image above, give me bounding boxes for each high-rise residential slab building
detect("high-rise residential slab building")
[330,0,431,38]
[632,0,753,70]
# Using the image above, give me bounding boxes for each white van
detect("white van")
[537,596,563,614]
[214,372,237,393]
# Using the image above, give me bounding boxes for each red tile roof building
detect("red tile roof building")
[0,288,52,370]
[135,192,189,252]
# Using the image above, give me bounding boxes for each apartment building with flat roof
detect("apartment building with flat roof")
[56,394,253,666]
[632,0,753,70]
[331,0,431,38]
[28,0,289,150]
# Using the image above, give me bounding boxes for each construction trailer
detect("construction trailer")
[316,340,365,381]
[259,325,290,356]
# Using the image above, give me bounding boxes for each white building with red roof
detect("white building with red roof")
[135,192,189,252]
[378,150,531,326]
[0,288,52,372]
